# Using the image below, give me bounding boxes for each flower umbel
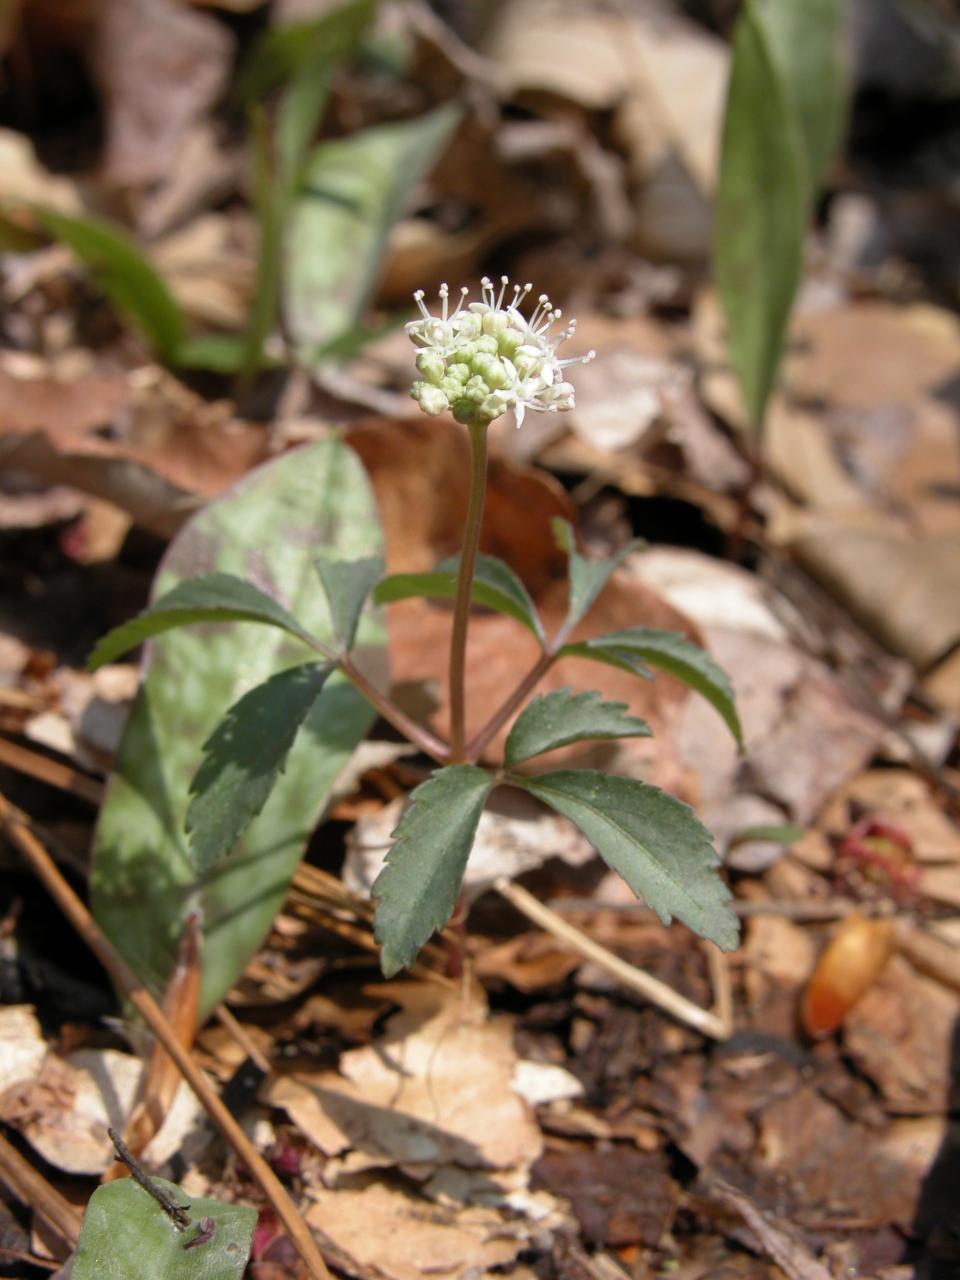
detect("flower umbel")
[407,276,595,428]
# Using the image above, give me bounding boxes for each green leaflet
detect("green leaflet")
[372,765,492,977]
[374,552,544,642]
[186,661,336,872]
[505,689,651,766]
[561,627,742,747]
[73,1177,255,1280]
[316,553,385,652]
[88,572,322,671]
[91,439,385,1021]
[552,519,643,636]
[513,770,740,951]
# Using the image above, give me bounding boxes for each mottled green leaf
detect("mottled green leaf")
[374,552,544,642]
[756,0,848,205]
[513,771,740,951]
[31,208,185,362]
[88,573,320,671]
[504,689,651,766]
[73,1176,255,1280]
[552,519,643,637]
[561,628,742,746]
[373,765,492,977]
[186,661,336,871]
[235,0,375,104]
[316,553,385,651]
[285,103,461,365]
[91,440,385,1020]
[713,0,806,429]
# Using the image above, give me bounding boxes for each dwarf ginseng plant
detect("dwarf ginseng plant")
[90,277,742,975]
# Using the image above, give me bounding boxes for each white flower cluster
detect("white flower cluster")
[406,276,595,428]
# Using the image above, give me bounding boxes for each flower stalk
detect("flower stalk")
[448,420,488,760]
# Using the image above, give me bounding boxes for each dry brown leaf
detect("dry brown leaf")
[844,954,957,1115]
[0,128,81,214]
[0,1006,47,1092]
[306,1180,527,1280]
[267,984,541,1174]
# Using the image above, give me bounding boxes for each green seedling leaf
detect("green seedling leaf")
[235,0,375,104]
[31,207,186,362]
[92,440,385,1020]
[728,822,805,849]
[374,552,544,642]
[88,573,320,671]
[756,0,848,206]
[285,102,461,365]
[186,660,336,872]
[561,628,743,747]
[373,765,492,977]
[552,519,643,637]
[504,689,652,767]
[713,0,806,429]
[73,1176,255,1280]
[316,553,385,652]
[513,771,740,951]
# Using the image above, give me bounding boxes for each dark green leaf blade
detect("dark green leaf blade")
[73,1176,255,1280]
[186,660,335,872]
[235,0,375,104]
[552,519,643,636]
[373,765,492,977]
[316,553,385,652]
[373,552,544,641]
[505,689,652,767]
[713,0,806,429]
[88,572,320,670]
[31,208,186,362]
[514,771,739,951]
[561,628,742,746]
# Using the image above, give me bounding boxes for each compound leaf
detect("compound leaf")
[562,628,742,746]
[373,765,492,977]
[186,660,336,871]
[505,689,651,766]
[513,770,740,951]
[374,552,544,642]
[73,1176,255,1280]
[88,573,320,671]
[315,553,385,652]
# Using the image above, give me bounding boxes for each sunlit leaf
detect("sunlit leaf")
[504,689,651,766]
[512,771,740,950]
[713,0,806,429]
[285,103,461,365]
[186,661,336,871]
[374,552,544,642]
[561,628,742,746]
[88,573,320,671]
[315,553,385,651]
[373,765,492,977]
[73,1176,255,1280]
[91,440,385,1020]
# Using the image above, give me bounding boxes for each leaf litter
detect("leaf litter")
[1,2,959,1278]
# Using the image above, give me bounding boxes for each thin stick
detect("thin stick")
[215,1003,272,1075]
[449,420,489,760]
[108,1127,191,1228]
[495,878,731,1040]
[0,1130,84,1256]
[0,793,332,1280]
[0,736,103,806]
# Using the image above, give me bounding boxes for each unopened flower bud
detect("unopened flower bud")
[411,382,448,415]
[415,350,446,385]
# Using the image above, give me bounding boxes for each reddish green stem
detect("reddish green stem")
[448,421,489,761]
